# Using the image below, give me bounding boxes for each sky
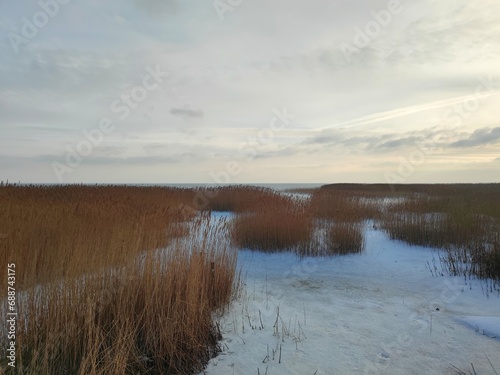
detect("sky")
[1,0,500,184]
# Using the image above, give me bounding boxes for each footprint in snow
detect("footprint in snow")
[378,351,390,360]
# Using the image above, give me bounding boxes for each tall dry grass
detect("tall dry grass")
[308,188,374,255]
[379,184,500,283]
[222,186,375,256]
[326,223,365,256]
[195,186,316,255]
[232,197,313,254]
[226,187,374,256]
[200,185,293,213]
[0,185,238,374]
[0,184,196,290]
[311,184,500,266]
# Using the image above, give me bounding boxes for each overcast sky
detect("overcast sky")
[1,0,500,184]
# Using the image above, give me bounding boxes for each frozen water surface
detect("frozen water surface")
[199,213,500,375]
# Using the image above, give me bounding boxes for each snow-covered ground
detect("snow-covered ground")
[200,213,500,375]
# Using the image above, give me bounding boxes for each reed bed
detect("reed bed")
[307,188,376,255]
[4,238,236,374]
[381,211,491,249]
[3,183,497,374]
[310,188,381,222]
[0,184,238,374]
[198,186,315,255]
[441,235,500,284]
[379,185,500,283]
[0,184,196,291]
[200,185,293,213]
[326,222,365,256]
[204,183,499,280]
[232,197,313,254]
[228,187,374,256]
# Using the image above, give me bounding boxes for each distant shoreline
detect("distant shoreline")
[2,182,327,191]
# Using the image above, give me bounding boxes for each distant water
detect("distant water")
[140,183,325,191]
[17,182,326,191]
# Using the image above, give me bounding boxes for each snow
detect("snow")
[198,213,500,375]
[458,316,500,339]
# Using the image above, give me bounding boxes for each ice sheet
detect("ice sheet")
[199,213,500,374]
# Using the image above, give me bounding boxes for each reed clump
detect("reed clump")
[379,185,500,283]
[442,235,500,284]
[310,189,377,222]
[308,188,374,255]
[326,222,365,255]
[0,184,238,374]
[6,240,236,374]
[230,187,373,256]
[0,184,196,291]
[200,185,293,213]
[200,186,315,255]
[232,197,313,254]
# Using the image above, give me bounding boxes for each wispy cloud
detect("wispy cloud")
[320,92,500,130]
[303,127,439,152]
[170,107,204,118]
[2,0,500,183]
[450,127,500,148]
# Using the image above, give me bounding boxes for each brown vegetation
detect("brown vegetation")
[199,185,293,213]
[0,185,238,374]
[0,184,196,289]
[379,184,500,283]
[312,183,499,274]
[308,188,375,255]
[2,182,498,374]
[232,196,313,254]
[326,222,365,255]
[230,187,374,256]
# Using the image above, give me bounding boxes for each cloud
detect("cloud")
[376,136,421,150]
[169,107,204,118]
[3,0,500,183]
[132,0,180,16]
[35,153,197,166]
[301,126,462,154]
[450,127,500,148]
[318,93,500,131]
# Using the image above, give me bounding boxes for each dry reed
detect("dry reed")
[326,222,365,255]
[232,197,313,254]
[379,184,500,283]
[200,185,293,213]
[308,188,374,255]
[0,184,238,374]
